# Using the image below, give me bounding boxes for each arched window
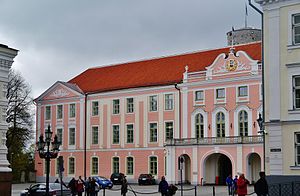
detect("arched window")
[195,113,204,138]
[112,157,119,173]
[149,156,157,175]
[126,157,134,175]
[68,157,75,175]
[216,112,225,137]
[239,110,248,136]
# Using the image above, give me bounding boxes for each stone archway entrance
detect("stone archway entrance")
[247,153,261,184]
[204,153,232,185]
[178,154,191,184]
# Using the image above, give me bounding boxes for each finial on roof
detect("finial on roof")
[229,47,235,54]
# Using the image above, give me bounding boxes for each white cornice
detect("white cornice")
[257,0,300,10]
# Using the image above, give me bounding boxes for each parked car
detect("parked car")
[138,174,156,185]
[20,183,71,196]
[110,172,125,185]
[92,176,113,189]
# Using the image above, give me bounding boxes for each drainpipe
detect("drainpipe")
[84,93,87,180]
[175,83,182,139]
[248,0,265,172]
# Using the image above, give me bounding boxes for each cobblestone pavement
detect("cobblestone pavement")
[12,183,255,196]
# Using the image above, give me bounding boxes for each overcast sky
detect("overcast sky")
[0,0,261,98]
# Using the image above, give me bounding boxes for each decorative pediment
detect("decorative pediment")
[34,81,84,102]
[205,47,259,79]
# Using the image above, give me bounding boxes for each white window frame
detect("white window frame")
[288,10,300,48]
[165,121,174,141]
[149,122,158,143]
[195,90,204,101]
[149,156,158,176]
[57,105,63,119]
[149,95,158,112]
[292,13,300,45]
[92,126,99,145]
[126,98,134,113]
[126,124,134,144]
[92,101,99,116]
[113,99,120,114]
[56,127,63,147]
[68,157,75,175]
[126,156,134,175]
[237,86,248,97]
[91,156,99,175]
[112,157,120,174]
[164,94,174,111]
[216,88,225,99]
[112,124,120,144]
[191,108,208,138]
[45,105,51,120]
[69,103,76,118]
[68,127,76,146]
[295,132,300,166]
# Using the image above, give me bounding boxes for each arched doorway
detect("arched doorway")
[204,153,232,185]
[247,153,261,184]
[178,154,191,184]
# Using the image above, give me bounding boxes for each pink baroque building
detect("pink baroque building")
[34,42,262,185]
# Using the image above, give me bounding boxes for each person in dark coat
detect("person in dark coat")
[68,177,77,196]
[158,176,169,196]
[121,176,128,196]
[254,172,268,196]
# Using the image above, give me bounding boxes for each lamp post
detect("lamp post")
[257,113,265,171]
[36,125,60,196]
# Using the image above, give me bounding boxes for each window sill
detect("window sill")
[290,166,300,170]
[288,109,300,114]
[287,44,300,51]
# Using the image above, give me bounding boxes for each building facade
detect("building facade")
[35,42,263,185]
[0,44,18,195]
[255,0,300,176]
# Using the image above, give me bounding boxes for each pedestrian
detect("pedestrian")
[237,174,249,196]
[121,176,128,196]
[158,176,169,196]
[77,176,85,196]
[233,175,238,195]
[54,179,59,183]
[226,174,233,195]
[254,171,268,196]
[68,177,77,196]
[85,177,92,196]
[90,177,99,196]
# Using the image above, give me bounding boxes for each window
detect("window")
[57,128,63,145]
[165,94,174,110]
[92,101,99,116]
[92,157,98,175]
[57,105,63,119]
[295,133,300,165]
[69,128,75,145]
[195,90,204,101]
[216,112,225,137]
[127,98,134,113]
[293,14,300,45]
[293,76,300,109]
[149,156,157,175]
[69,157,75,175]
[112,125,120,144]
[45,106,51,120]
[56,159,60,174]
[216,88,225,99]
[149,95,158,111]
[238,86,248,97]
[126,157,134,175]
[165,122,173,141]
[195,113,204,138]
[126,124,134,143]
[92,126,99,145]
[69,104,76,118]
[239,110,248,136]
[112,157,119,173]
[113,99,120,114]
[149,123,158,142]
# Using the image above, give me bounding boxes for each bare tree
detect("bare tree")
[6,69,33,152]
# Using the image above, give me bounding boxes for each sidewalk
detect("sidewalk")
[12,183,255,196]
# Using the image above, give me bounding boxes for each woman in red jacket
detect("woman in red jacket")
[237,174,249,196]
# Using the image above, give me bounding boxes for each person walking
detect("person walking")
[237,174,249,196]
[233,175,238,195]
[77,176,85,196]
[121,176,128,196]
[226,174,233,195]
[158,176,169,196]
[254,172,268,196]
[85,177,92,196]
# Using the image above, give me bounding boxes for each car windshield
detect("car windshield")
[139,174,149,178]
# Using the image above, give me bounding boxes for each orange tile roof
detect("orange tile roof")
[69,42,261,94]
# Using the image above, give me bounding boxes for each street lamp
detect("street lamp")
[36,125,60,196]
[257,113,266,171]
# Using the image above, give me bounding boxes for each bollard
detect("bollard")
[103,187,106,196]
[212,186,215,196]
[195,185,197,196]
